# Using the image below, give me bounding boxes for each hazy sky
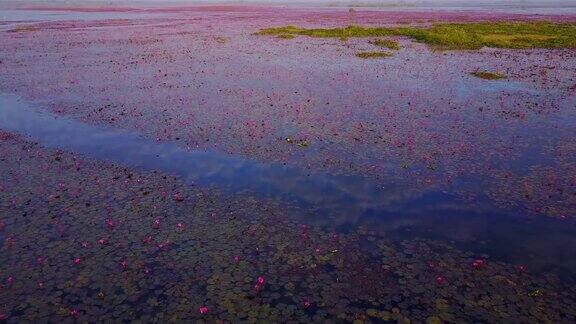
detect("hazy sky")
[3,0,574,9]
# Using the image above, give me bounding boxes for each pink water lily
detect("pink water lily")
[157,239,171,250]
[303,299,311,309]
[70,308,78,318]
[254,276,265,292]
[199,306,208,315]
[472,259,485,269]
[436,276,445,284]
[173,192,184,202]
[81,241,89,248]
[105,218,115,230]
[98,238,108,246]
[73,258,81,265]
[176,222,184,230]
[517,265,526,272]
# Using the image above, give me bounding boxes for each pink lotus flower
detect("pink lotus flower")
[70,308,78,318]
[303,299,311,309]
[199,306,208,315]
[435,276,445,284]
[97,238,108,246]
[81,241,89,248]
[176,222,184,230]
[73,258,81,265]
[256,276,265,285]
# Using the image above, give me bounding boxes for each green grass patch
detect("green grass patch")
[470,71,506,80]
[276,34,295,39]
[356,51,392,58]
[369,38,400,50]
[256,22,576,50]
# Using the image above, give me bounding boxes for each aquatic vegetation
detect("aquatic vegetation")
[470,70,506,80]
[0,5,575,323]
[257,22,576,49]
[356,51,392,58]
[369,38,400,50]
[0,134,575,322]
[276,34,295,39]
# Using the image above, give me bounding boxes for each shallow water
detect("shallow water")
[1,93,575,279]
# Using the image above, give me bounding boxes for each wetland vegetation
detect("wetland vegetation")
[257,22,576,50]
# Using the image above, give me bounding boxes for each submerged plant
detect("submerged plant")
[470,70,506,80]
[356,51,392,58]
